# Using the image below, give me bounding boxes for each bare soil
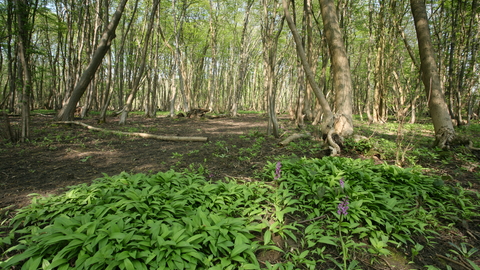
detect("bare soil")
[1,114,294,209]
[1,113,479,269]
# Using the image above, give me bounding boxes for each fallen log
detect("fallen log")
[279,132,311,146]
[56,121,208,142]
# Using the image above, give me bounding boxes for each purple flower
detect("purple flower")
[274,162,282,180]
[339,178,345,189]
[337,196,349,216]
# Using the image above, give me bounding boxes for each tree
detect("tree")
[230,0,254,117]
[410,0,455,148]
[56,0,128,121]
[319,0,354,138]
[283,0,341,152]
[15,0,36,142]
[119,0,159,125]
[261,0,285,138]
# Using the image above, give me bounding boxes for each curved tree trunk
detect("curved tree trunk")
[410,0,455,148]
[56,0,128,121]
[283,0,342,154]
[283,0,334,127]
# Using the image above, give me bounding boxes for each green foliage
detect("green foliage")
[2,157,479,269]
[32,109,56,115]
[0,171,276,269]
[239,136,265,159]
[343,137,373,154]
[447,242,480,270]
[260,157,480,267]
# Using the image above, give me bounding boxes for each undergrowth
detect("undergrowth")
[1,157,479,269]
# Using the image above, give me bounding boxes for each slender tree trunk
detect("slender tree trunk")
[56,0,128,121]
[16,0,34,142]
[119,0,158,124]
[231,0,254,117]
[262,0,284,138]
[99,50,112,122]
[283,0,334,135]
[6,0,16,113]
[303,0,314,121]
[410,0,455,148]
[167,67,176,116]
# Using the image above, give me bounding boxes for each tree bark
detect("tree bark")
[261,0,284,138]
[231,0,254,117]
[279,133,311,146]
[410,0,455,148]
[319,0,354,137]
[283,0,334,132]
[119,0,159,124]
[284,0,343,155]
[16,0,34,142]
[56,0,128,121]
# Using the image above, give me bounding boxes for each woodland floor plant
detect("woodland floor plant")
[260,156,480,269]
[0,170,281,269]
[1,156,479,269]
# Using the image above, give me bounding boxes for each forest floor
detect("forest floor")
[1,112,479,269]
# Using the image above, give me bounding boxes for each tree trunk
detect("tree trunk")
[56,0,128,121]
[231,0,254,117]
[119,0,159,124]
[16,0,34,142]
[319,0,354,137]
[262,0,284,138]
[283,0,339,149]
[410,0,455,148]
[6,0,16,113]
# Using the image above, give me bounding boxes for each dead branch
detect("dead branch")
[279,132,311,146]
[207,114,228,119]
[56,121,208,142]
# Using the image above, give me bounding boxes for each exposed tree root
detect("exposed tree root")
[56,121,208,142]
[434,126,455,149]
[326,129,341,156]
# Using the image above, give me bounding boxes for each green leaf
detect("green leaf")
[299,250,309,259]
[115,251,130,261]
[230,255,247,263]
[123,258,135,270]
[317,236,338,246]
[231,237,250,258]
[110,232,126,240]
[466,259,480,270]
[45,258,68,270]
[20,256,42,270]
[263,230,272,245]
[187,234,204,244]
[1,248,37,268]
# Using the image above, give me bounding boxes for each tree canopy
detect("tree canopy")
[0,0,479,143]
